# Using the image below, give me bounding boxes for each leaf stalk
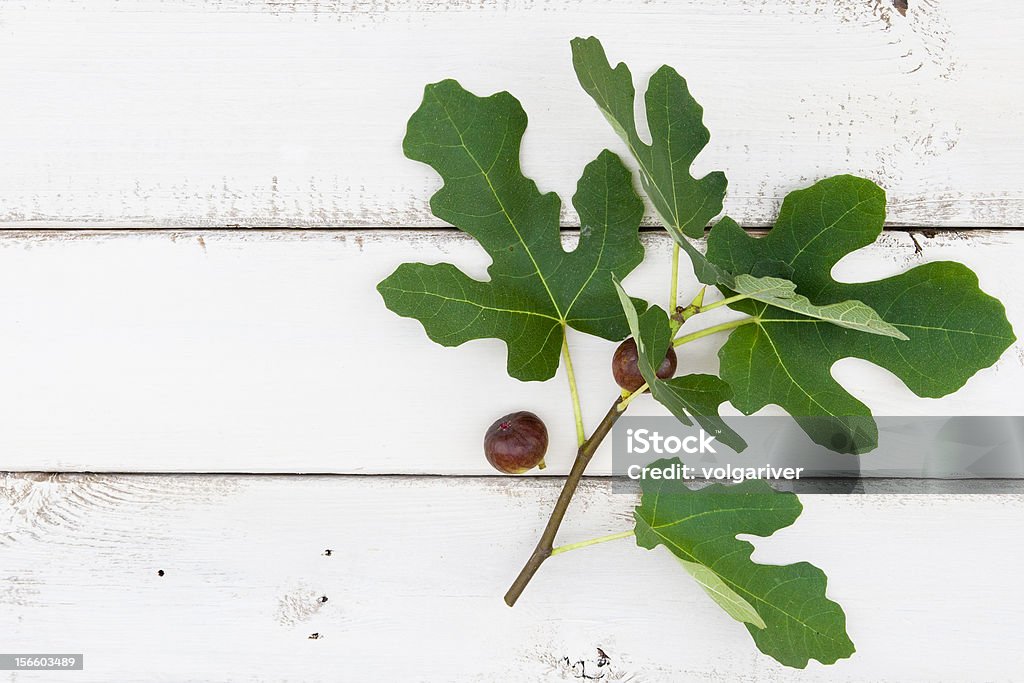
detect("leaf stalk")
[698,293,749,313]
[616,382,649,410]
[561,330,586,446]
[550,530,635,556]
[669,242,681,315]
[673,316,755,347]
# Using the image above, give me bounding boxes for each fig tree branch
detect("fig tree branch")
[503,395,627,606]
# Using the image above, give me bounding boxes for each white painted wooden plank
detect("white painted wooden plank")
[0,473,1021,681]
[1,1,1023,228]
[0,229,1020,473]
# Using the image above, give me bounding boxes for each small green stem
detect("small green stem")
[673,316,756,347]
[617,382,649,410]
[669,242,680,313]
[551,530,635,556]
[561,331,586,446]
[698,293,749,313]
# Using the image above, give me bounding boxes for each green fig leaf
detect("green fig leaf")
[378,80,646,381]
[615,280,746,452]
[572,36,725,242]
[635,458,855,668]
[707,175,1016,452]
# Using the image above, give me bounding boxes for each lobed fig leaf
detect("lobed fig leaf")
[634,458,855,668]
[615,279,746,453]
[707,175,1016,452]
[571,36,725,242]
[377,80,647,381]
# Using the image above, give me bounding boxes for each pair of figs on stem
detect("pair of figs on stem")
[483,338,678,473]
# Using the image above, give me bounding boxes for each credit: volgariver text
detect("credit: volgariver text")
[627,462,805,484]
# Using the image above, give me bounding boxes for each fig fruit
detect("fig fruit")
[484,411,548,474]
[611,337,677,392]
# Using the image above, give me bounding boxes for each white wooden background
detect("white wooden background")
[1,1,1023,681]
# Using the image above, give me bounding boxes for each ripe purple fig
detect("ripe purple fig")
[484,411,548,474]
[612,337,677,392]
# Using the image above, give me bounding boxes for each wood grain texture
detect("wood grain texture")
[2,3,1022,680]
[1,473,1021,681]
[1,1,1022,228]
[0,229,1020,473]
